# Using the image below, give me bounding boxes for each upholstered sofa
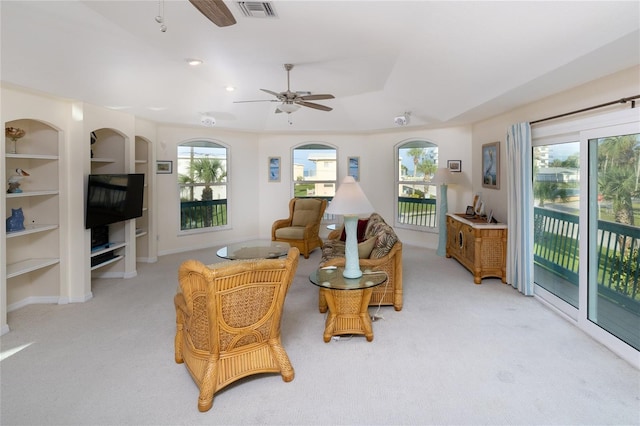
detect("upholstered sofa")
[319,213,403,311]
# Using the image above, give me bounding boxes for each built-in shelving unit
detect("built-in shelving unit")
[134,136,150,262]
[89,128,127,275]
[3,118,61,312]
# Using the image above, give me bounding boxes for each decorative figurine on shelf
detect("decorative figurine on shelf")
[5,127,26,154]
[6,207,25,232]
[7,168,30,193]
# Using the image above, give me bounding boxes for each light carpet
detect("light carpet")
[1,245,639,425]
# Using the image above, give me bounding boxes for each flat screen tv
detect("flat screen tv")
[85,174,145,229]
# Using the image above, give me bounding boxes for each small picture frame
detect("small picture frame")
[268,156,281,182]
[156,160,172,174]
[482,142,500,189]
[447,160,461,172]
[465,205,475,216]
[348,156,360,181]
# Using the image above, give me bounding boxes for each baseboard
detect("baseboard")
[91,271,125,279]
[67,292,93,304]
[123,270,138,279]
[7,296,60,313]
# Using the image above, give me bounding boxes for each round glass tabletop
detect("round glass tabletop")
[216,240,290,260]
[309,267,387,290]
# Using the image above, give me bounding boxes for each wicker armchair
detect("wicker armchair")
[319,213,403,311]
[271,198,327,259]
[174,247,300,412]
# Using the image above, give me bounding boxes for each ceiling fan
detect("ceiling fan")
[235,64,335,114]
[189,0,236,27]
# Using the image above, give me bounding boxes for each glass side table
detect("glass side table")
[216,240,290,260]
[309,267,387,342]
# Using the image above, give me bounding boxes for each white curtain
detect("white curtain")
[506,122,534,295]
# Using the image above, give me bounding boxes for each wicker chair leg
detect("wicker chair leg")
[198,359,218,412]
[174,311,184,363]
[269,340,295,382]
[174,330,184,364]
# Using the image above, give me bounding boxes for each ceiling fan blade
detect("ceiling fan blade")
[297,101,333,112]
[233,99,278,103]
[298,94,335,101]
[260,88,282,98]
[189,0,236,27]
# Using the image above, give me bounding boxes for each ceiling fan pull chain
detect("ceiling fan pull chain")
[155,0,167,32]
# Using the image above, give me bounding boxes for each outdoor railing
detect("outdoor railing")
[534,207,639,313]
[295,195,437,227]
[397,197,437,227]
[180,199,228,230]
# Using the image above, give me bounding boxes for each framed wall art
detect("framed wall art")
[447,160,461,172]
[268,156,281,182]
[348,156,360,181]
[156,160,172,174]
[482,142,500,189]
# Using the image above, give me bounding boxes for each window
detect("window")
[292,143,336,198]
[292,143,337,220]
[395,140,439,230]
[177,140,228,231]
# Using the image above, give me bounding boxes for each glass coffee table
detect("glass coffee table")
[216,240,290,260]
[309,267,388,342]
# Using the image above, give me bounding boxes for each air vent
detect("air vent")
[236,2,277,18]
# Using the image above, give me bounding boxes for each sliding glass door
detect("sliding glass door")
[533,142,581,308]
[532,109,639,362]
[587,133,640,350]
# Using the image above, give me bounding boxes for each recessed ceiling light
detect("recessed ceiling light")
[148,106,167,111]
[226,86,235,92]
[186,58,203,66]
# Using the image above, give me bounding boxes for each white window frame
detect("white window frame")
[177,139,231,235]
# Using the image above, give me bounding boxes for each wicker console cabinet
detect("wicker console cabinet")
[445,213,507,284]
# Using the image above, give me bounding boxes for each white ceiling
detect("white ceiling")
[1,1,639,133]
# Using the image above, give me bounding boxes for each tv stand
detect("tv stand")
[90,241,126,270]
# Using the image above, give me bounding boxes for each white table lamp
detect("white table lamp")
[431,167,453,257]
[326,176,375,278]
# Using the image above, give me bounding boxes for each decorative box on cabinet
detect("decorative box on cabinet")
[445,213,507,284]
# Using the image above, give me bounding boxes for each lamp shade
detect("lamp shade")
[326,176,374,216]
[431,167,453,185]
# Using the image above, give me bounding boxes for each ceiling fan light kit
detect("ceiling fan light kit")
[234,63,335,115]
[278,103,300,114]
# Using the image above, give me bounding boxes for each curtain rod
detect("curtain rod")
[530,95,639,125]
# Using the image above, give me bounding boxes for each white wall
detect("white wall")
[471,65,640,224]
[155,125,261,255]
[256,125,474,248]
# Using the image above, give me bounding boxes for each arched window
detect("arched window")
[292,143,337,220]
[395,140,439,231]
[177,140,229,231]
[292,143,337,198]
